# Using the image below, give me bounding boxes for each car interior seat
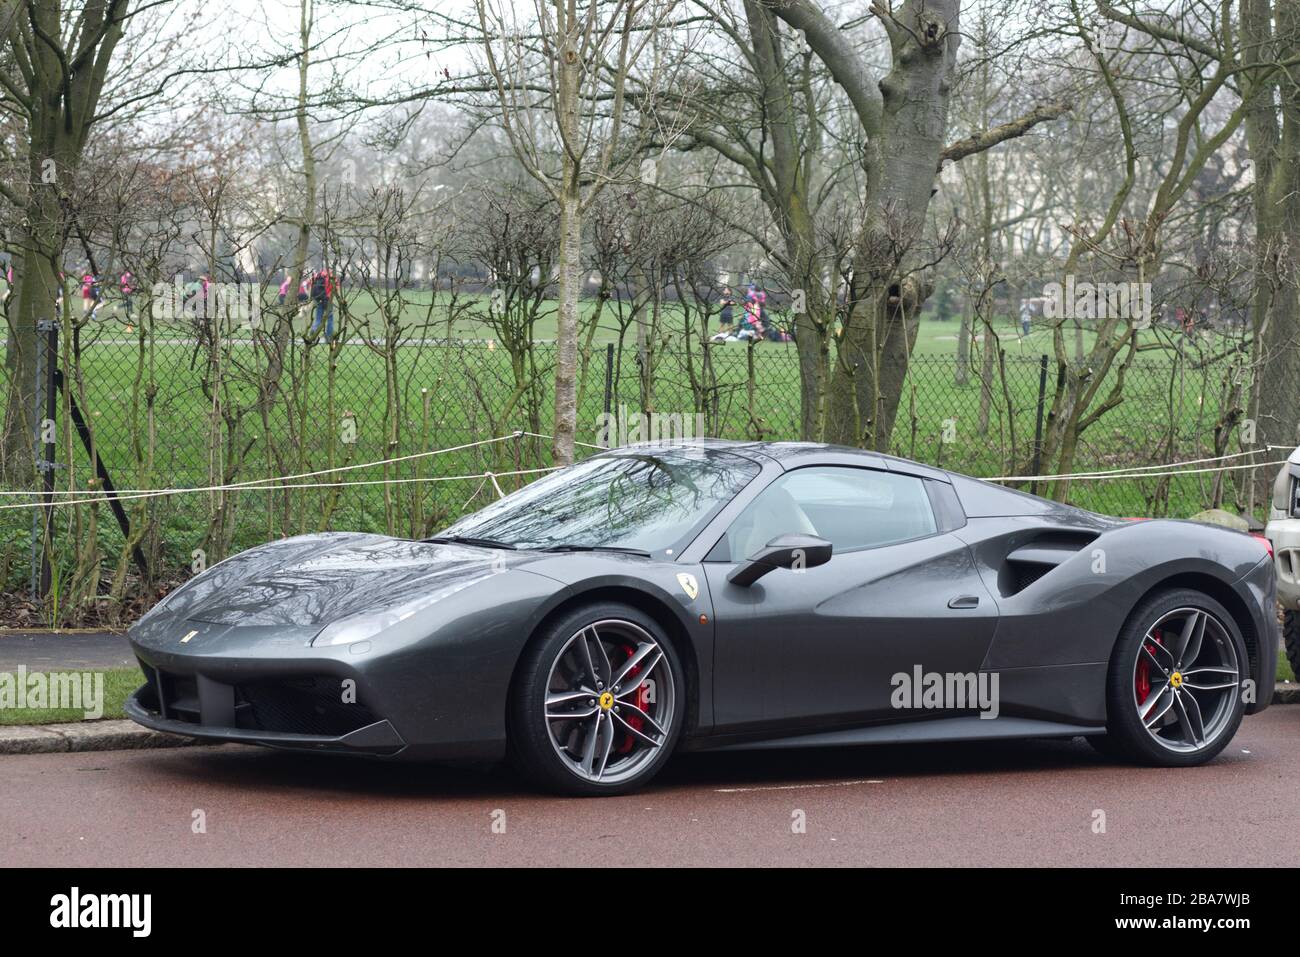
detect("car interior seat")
[729,486,818,561]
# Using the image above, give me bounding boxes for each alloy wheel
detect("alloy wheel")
[1132,607,1241,754]
[543,618,676,785]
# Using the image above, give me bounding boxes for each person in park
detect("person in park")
[278,271,292,305]
[120,271,135,320]
[740,283,766,340]
[309,266,336,341]
[711,286,737,341]
[81,272,103,318]
[179,274,213,323]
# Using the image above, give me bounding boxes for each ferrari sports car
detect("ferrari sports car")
[126,440,1277,795]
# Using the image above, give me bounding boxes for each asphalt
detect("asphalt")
[2,705,1297,867]
[0,631,133,670]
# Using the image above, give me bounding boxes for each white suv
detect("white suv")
[1266,447,1300,677]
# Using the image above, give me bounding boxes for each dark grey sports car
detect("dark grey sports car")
[126,440,1278,794]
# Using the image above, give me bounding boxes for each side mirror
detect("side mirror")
[727,534,832,587]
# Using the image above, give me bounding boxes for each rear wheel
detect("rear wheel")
[1101,588,1246,767]
[509,602,684,795]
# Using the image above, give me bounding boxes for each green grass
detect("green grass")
[70,285,1184,350]
[0,667,143,725]
[0,293,1263,598]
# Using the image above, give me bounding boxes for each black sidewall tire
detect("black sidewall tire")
[1104,588,1247,767]
[1283,609,1300,681]
[509,601,685,796]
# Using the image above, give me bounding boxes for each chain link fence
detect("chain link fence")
[0,314,1277,616]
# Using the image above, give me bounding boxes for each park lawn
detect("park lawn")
[0,290,1258,596]
[80,285,1194,355]
[0,667,143,725]
[0,332,1243,588]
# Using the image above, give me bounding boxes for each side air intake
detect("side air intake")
[998,532,1099,597]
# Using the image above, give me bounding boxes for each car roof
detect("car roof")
[599,438,951,481]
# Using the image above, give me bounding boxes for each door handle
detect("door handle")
[948,595,980,609]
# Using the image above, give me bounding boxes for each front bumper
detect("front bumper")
[125,690,406,755]
[1266,516,1300,610]
[124,607,524,763]
[1236,553,1280,714]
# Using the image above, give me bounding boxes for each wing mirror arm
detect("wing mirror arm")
[727,534,832,587]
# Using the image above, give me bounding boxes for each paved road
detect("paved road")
[0,631,133,670]
[2,707,1297,867]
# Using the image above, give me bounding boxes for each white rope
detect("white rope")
[0,466,562,511]
[983,447,1268,483]
[987,458,1289,483]
[0,429,1289,510]
[520,430,610,451]
[0,432,530,498]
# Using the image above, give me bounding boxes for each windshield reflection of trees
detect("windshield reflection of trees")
[452,451,756,551]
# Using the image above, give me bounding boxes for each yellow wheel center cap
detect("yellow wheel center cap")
[1170,671,1183,689]
[598,691,615,711]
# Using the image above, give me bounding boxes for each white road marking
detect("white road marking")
[714,779,883,794]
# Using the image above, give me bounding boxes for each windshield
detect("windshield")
[439,447,762,555]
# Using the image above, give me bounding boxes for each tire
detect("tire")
[1284,610,1300,681]
[1102,588,1247,767]
[1083,732,1128,760]
[509,602,685,796]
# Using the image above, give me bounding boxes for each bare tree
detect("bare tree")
[0,0,132,479]
[471,0,683,464]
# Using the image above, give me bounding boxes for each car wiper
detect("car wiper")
[539,544,652,557]
[424,535,517,550]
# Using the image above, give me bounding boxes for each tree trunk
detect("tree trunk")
[955,313,972,386]
[2,137,76,481]
[822,0,959,450]
[1245,0,1300,463]
[1,0,128,483]
[553,182,581,464]
[551,26,582,467]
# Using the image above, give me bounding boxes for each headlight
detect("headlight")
[1272,467,1292,513]
[312,575,489,646]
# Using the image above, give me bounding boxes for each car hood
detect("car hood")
[150,532,541,628]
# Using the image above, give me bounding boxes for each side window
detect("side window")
[712,467,938,561]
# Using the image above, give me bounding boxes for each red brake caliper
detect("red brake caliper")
[616,645,648,753]
[1136,631,1162,708]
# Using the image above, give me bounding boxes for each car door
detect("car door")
[704,466,999,734]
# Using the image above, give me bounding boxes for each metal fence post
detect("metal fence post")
[1030,354,1049,497]
[603,342,614,417]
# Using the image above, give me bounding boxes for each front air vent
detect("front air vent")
[998,531,1099,597]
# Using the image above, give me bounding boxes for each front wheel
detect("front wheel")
[1283,609,1300,681]
[509,603,684,795]
[1102,588,1247,767]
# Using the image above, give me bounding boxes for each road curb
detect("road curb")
[1274,683,1300,705]
[0,719,198,755]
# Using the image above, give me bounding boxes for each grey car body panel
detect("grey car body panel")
[126,439,1278,762]
[703,531,998,735]
[708,715,1104,751]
